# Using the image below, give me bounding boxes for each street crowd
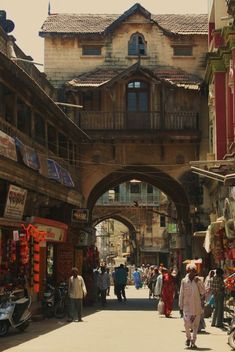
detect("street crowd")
[67,262,228,349]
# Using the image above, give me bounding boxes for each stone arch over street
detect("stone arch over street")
[93,214,136,234]
[86,165,193,259]
[87,165,190,225]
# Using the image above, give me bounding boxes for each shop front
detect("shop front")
[0,217,28,289]
[26,217,72,295]
[0,182,29,297]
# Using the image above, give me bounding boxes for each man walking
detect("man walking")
[211,268,225,328]
[68,267,87,322]
[179,263,205,349]
[97,266,110,307]
[115,264,128,302]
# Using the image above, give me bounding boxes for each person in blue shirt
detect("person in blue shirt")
[115,264,128,302]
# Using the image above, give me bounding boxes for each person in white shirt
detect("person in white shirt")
[179,263,205,349]
[68,267,87,322]
[97,267,110,307]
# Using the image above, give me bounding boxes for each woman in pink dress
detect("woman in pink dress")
[161,268,175,318]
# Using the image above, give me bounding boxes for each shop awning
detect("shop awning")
[190,161,235,186]
[0,217,26,228]
[193,231,207,237]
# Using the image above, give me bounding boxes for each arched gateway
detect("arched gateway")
[81,165,194,260]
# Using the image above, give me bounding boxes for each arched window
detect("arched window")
[128,33,146,56]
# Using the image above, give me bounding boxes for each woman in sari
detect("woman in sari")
[161,268,175,317]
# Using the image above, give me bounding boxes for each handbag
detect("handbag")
[157,299,165,315]
[204,303,213,318]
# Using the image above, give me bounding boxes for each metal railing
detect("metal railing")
[96,194,160,206]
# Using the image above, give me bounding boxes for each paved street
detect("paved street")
[0,286,231,352]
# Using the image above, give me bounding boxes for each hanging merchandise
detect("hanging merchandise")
[212,229,225,263]
[19,233,29,265]
[8,239,16,263]
[21,224,46,293]
[224,273,235,292]
[33,237,40,293]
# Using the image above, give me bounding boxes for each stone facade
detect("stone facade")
[40,4,210,261]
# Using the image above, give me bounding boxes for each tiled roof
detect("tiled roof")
[152,14,208,35]
[153,67,202,88]
[40,13,208,36]
[67,68,125,87]
[66,65,203,90]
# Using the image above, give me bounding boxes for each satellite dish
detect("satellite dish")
[4,19,15,33]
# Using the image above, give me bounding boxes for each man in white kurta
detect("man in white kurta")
[179,264,205,349]
[68,267,87,322]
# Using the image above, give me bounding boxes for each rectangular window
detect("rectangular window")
[58,132,68,159]
[82,46,101,56]
[147,184,153,193]
[173,46,193,56]
[35,113,46,145]
[17,98,31,136]
[160,215,166,227]
[130,183,140,193]
[47,124,57,154]
[74,144,78,166]
[68,141,74,164]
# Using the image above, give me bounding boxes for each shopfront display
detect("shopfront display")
[0,220,30,296]
[27,217,69,290]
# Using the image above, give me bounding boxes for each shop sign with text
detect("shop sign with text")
[71,208,89,222]
[4,185,27,220]
[26,217,68,242]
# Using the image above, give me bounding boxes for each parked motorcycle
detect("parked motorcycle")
[42,282,68,319]
[228,315,235,350]
[0,289,31,337]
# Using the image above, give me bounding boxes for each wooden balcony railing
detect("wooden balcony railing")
[77,111,199,131]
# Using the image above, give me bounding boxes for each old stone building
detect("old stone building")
[40,3,209,266]
[190,0,235,272]
[0,10,91,298]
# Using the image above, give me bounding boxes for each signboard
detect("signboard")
[0,130,17,161]
[27,217,68,242]
[76,230,93,246]
[71,208,89,223]
[4,185,27,220]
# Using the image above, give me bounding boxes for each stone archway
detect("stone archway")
[86,165,192,257]
[93,214,137,264]
[87,165,190,224]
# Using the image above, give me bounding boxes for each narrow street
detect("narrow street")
[0,286,231,352]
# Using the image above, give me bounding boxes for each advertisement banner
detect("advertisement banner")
[15,138,40,170]
[4,185,27,220]
[59,167,75,188]
[0,130,17,161]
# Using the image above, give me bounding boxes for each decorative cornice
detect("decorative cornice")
[205,56,226,84]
